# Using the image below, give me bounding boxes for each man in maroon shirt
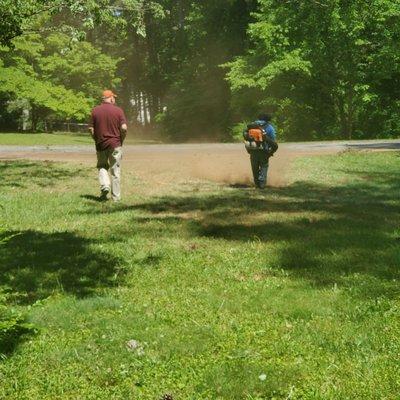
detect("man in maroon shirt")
[89,90,128,201]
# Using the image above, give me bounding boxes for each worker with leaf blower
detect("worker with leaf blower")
[243,113,278,189]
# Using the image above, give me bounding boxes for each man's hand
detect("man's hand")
[89,127,95,140]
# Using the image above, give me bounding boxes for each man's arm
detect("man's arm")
[120,123,127,143]
[89,111,95,141]
[264,125,278,155]
[89,126,95,139]
[266,125,277,141]
[119,109,128,144]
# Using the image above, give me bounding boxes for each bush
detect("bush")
[230,121,247,142]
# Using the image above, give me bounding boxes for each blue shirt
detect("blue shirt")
[254,120,276,141]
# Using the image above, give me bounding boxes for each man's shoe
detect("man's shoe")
[100,188,110,201]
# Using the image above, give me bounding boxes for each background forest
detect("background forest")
[1,0,400,141]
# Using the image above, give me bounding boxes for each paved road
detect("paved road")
[0,139,399,155]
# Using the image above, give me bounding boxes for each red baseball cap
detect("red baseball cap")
[102,89,117,98]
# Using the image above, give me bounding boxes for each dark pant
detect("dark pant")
[250,151,269,188]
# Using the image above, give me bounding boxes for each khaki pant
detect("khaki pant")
[96,147,122,201]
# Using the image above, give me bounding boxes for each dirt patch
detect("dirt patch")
[0,143,351,188]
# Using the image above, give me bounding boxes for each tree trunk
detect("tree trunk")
[337,88,355,140]
[31,104,37,132]
[346,87,355,140]
[337,97,347,139]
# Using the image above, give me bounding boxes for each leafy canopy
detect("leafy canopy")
[0,31,120,121]
[0,0,164,46]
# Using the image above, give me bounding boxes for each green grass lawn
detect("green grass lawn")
[0,133,93,146]
[0,152,399,399]
[0,133,160,146]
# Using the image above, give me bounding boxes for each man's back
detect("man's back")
[91,103,126,151]
[254,120,276,141]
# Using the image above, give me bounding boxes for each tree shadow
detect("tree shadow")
[124,173,399,299]
[80,194,106,202]
[75,162,400,299]
[0,230,124,304]
[229,183,253,189]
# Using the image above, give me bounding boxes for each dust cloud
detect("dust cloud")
[0,144,296,188]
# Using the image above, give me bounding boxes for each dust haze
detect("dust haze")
[0,143,304,188]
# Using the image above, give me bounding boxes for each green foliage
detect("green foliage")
[0,0,165,46]
[0,1,164,131]
[0,31,120,129]
[0,64,90,120]
[230,121,247,142]
[225,0,400,140]
[2,0,400,140]
[109,0,256,139]
[39,33,121,100]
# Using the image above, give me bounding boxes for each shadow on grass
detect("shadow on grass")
[0,230,124,305]
[229,183,253,189]
[0,160,88,189]
[81,194,105,202]
[80,169,400,298]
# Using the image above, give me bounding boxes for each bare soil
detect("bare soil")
[1,141,398,187]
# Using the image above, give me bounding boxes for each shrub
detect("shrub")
[230,121,247,142]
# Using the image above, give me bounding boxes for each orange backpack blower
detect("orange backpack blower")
[247,127,264,143]
[243,122,279,155]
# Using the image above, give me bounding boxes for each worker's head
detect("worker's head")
[258,113,272,123]
[102,89,117,104]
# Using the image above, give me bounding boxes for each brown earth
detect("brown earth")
[0,144,336,188]
[0,141,398,188]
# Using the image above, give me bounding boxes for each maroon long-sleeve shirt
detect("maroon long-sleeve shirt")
[90,103,127,151]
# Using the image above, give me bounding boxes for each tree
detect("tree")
[39,33,121,100]
[2,0,399,140]
[109,0,256,139]
[0,61,90,131]
[0,31,120,130]
[159,0,257,140]
[225,0,400,140]
[0,0,164,47]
